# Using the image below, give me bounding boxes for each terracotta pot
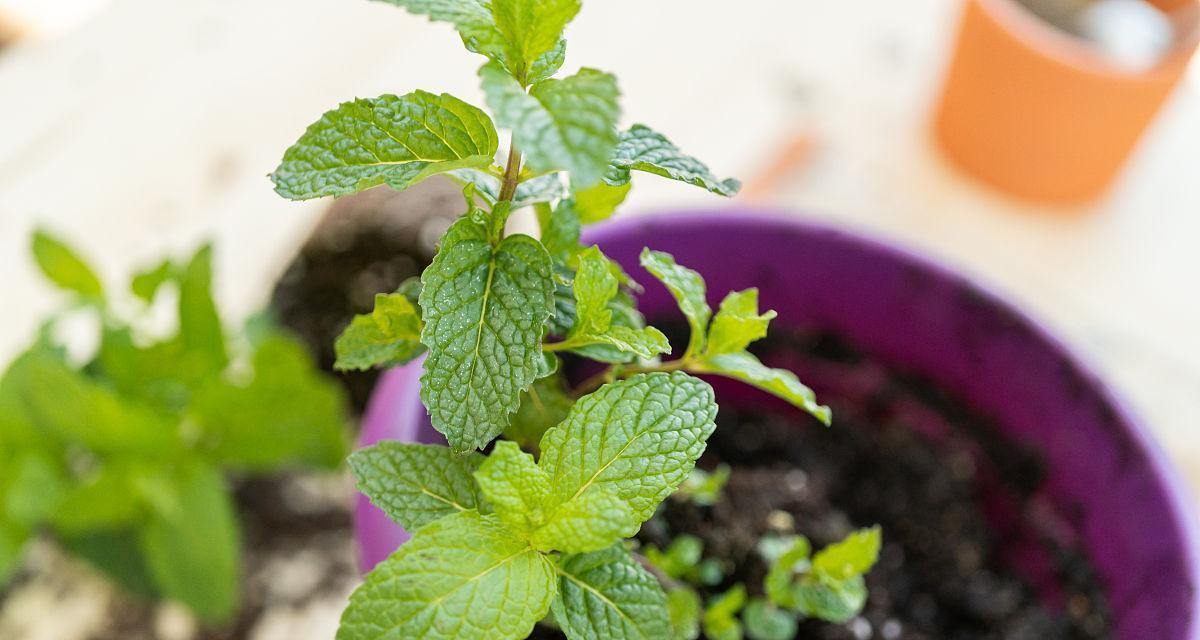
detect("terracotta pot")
[355,211,1200,638]
[933,0,1200,204]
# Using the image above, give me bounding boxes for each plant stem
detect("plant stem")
[497,138,523,203]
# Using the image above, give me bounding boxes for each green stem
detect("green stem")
[497,139,523,204]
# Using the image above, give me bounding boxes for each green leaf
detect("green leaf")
[31,229,103,299]
[419,216,555,453]
[763,536,811,608]
[0,523,28,584]
[138,463,240,623]
[337,511,555,640]
[10,348,180,455]
[572,181,631,224]
[481,63,620,187]
[538,372,717,525]
[371,0,508,67]
[792,578,868,624]
[131,259,175,302]
[639,249,710,357]
[551,544,670,640]
[676,464,731,507]
[530,485,635,554]
[3,452,66,528]
[644,534,703,580]
[813,526,881,582]
[605,125,740,197]
[177,244,227,375]
[505,372,574,450]
[539,202,582,262]
[526,38,567,84]
[703,585,747,640]
[50,462,147,535]
[349,442,487,532]
[666,587,702,640]
[192,332,349,471]
[693,352,831,426]
[62,529,157,597]
[705,289,776,357]
[474,441,550,534]
[335,291,426,371]
[562,247,669,360]
[272,91,499,200]
[491,0,580,79]
[743,598,797,640]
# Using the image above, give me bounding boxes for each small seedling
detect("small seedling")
[271,1,880,638]
[0,231,349,622]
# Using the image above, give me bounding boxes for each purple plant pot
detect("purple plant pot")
[354,210,1200,639]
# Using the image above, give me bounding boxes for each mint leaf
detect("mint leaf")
[481,64,620,187]
[693,352,831,426]
[131,259,174,303]
[178,244,227,375]
[11,349,180,455]
[491,0,580,79]
[474,441,550,534]
[272,91,498,200]
[530,485,635,554]
[4,452,66,528]
[667,587,702,640]
[0,522,27,583]
[792,578,868,624]
[564,247,669,360]
[31,229,103,299]
[527,38,567,84]
[506,373,574,450]
[138,463,240,623]
[705,289,776,357]
[813,526,881,582]
[349,442,486,531]
[551,544,671,640]
[605,125,740,197]
[337,511,555,640]
[419,217,555,453]
[572,181,631,224]
[540,202,583,262]
[703,585,747,640]
[644,534,703,580]
[763,536,810,609]
[538,372,717,524]
[334,291,426,371]
[192,332,348,470]
[743,598,797,640]
[640,249,710,357]
[50,462,146,535]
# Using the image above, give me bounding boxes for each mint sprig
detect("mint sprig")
[269,1,876,638]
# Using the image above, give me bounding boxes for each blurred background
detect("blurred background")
[0,0,1198,638]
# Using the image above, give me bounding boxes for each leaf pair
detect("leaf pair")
[762,528,882,624]
[640,249,832,425]
[376,0,578,83]
[344,372,717,640]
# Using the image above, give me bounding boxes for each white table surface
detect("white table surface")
[1,0,1198,490]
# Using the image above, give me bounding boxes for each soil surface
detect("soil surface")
[537,332,1114,640]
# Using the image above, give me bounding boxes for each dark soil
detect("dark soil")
[537,331,1113,640]
[269,179,465,414]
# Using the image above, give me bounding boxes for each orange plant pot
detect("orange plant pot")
[933,0,1200,205]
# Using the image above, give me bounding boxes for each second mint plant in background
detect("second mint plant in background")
[271,0,881,638]
[0,231,350,623]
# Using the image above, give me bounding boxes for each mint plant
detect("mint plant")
[271,1,880,638]
[0,231,349,622]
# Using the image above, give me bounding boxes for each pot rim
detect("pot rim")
[969,0,1200,81]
